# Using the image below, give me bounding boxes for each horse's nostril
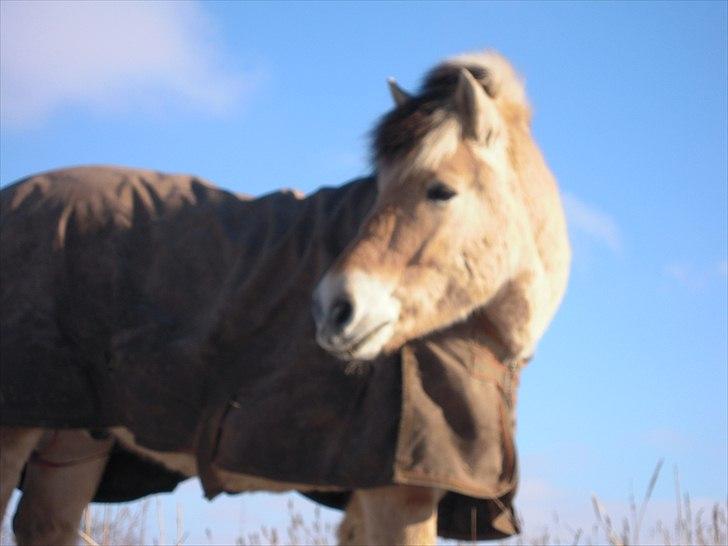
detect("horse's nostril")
[330,299,354,330]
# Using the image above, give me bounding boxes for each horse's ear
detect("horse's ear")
[387,77,411,107]
[453,68,501,145]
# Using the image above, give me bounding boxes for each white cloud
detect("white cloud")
[0,1,249,127]
[562,192,622,253]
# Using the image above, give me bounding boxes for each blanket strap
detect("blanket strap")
[28,431,110,469]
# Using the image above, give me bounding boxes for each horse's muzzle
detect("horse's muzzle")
[312,270,399,361]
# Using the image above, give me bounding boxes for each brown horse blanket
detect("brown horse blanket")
[1,166,523,540]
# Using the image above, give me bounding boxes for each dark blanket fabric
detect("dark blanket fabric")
[1,166,522,540]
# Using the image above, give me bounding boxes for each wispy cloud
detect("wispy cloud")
[562,192,622,253]
[0,1,250,128]
[642,427,688,451]
[663,259,728,290]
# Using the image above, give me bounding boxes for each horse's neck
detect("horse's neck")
[201,177,378,352]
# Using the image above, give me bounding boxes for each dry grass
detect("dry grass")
[586,461,727,546]
[1,463,725,545]
[232,499,334,546]
[501,461,727,546]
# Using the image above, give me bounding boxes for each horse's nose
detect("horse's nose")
[329,298,354,331]
[312,292,355,334]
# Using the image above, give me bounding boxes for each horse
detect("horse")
[0,50,570,545]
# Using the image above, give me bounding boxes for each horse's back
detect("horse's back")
[0,165,235,323]
[1,165,227,229]
[0,165,242,428]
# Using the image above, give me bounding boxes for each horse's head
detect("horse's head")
[313,51,532,360]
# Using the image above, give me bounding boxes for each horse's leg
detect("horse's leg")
[12,430,113,546]
[356,485,443,546]
[0,427,44,519]
[337,493,366,545]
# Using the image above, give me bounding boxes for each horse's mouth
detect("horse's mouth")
[327,320,393,360]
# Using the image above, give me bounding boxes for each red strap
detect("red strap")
[28,431,109,468]
[28,449,109,468]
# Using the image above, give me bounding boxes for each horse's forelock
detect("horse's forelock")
[371,96,442,167]
[371,51,527,171]
[371,69,462,171]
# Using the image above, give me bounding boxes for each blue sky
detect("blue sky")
[1,1,726,542]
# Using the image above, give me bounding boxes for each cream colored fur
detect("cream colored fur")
[1,427,112,546]
[335,489,444,546]
[354,486,444,545]
[0,427,42,519]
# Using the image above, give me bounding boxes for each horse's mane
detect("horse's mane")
[372,51,531,168]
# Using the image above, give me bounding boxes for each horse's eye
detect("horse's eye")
[426,183,457,202]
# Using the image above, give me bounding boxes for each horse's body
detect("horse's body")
[0,51,569,545]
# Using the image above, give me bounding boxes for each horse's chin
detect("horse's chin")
[318,321,395,362]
